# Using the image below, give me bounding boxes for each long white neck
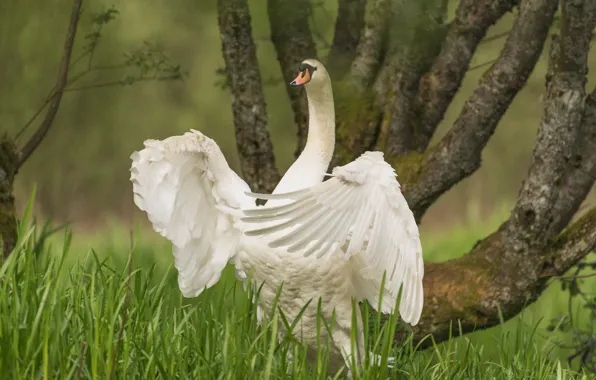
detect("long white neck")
[271,76,336,196]
[301,79,335,163]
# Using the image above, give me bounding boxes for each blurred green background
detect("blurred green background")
[2,0,594,236]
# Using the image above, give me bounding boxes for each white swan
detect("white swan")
[129,59,424,375]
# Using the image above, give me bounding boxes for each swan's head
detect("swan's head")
[290,59,327,88]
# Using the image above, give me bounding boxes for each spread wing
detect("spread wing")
[130,129,254,297]
[241,151,424,325]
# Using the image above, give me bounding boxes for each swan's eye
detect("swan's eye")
[291,63,317,87]
[298,63,317,75]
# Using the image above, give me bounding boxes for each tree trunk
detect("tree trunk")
[218,0,596,348]
[217,0,281,193]
[0,136,18,258]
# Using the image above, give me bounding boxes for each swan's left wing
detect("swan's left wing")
[241,151,424,325]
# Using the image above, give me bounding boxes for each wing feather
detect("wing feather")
[131,129,253,297]
[241,151,424,325]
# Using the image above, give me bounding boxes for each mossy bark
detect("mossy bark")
[330,82,384,169]
[395,210,596,346]
[0,135,18,258]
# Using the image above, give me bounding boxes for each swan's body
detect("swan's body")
[130,59,424,375]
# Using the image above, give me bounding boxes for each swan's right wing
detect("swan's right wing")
[130,129,254,297]
[241,152,424,325]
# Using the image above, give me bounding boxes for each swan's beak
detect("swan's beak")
[290,69,311,87]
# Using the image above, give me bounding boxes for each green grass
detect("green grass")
[1,204,595,379]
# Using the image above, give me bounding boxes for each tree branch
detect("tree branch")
[410,0,519,152]
[402,0,558,221]
[391,0,596,347]
[384,0,449,157]
[551,88,596,233]
[218,0,280,193]
[397,208,596,347]
[16,0,83,170]
[542,208,596,279]
[506,0,596,251]
[348,0,392,93]
[267,0,317,158]
[326,0,367,80]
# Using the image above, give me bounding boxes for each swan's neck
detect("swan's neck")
[301,81,335,163]
[271,79,335,196]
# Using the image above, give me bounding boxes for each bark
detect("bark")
[0,137,18,258]
[267,0,317,158]
[393,0,596,345]
[329,0,395,169]
[506,32,593,251]
[326,0,367,80]
[539,1,596,233]
[500,0,596,281]
[397,209,596,346]
[401,0,558,221]
[384,0,449,156]
[218,0,280,193]
[551,88,596,232]
[348,0,393,92]
[410,0,519,152]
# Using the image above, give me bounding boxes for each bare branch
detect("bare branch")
[505,0,596,250]
[17,0,83,169]
[63,74,182,92]
[348,0,392,92]
[15,41,184,143]
[326,0,367,80]
[267,0,317,158]
[554,272,596,281]
[403,0,558,220]
[551,89,596,232]
[542,208,596,280]
[218,0,280,193]
[410,0,519,152]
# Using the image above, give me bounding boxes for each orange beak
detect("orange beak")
[290,69,311,87]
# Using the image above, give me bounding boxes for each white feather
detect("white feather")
[242,151,424,325]
[130,129,253,297]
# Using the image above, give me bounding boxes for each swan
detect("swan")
[129,58,424,376]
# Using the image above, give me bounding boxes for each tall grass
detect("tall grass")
[0,201,594,379]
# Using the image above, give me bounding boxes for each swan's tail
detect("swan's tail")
[368,352,396,368]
